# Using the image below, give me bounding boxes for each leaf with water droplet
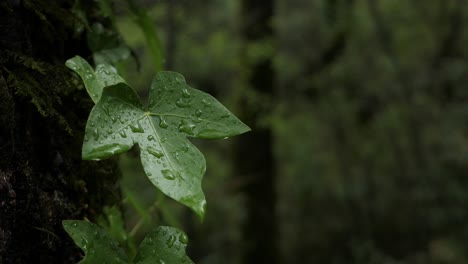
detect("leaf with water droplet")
[78,70,250,219]
[65,56,126,103]
[62,220,129,264]
[134,226,193,264]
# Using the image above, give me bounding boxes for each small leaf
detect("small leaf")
[134,226,193,264]
[81,71,250,218]
[66,55,126,103]
[62,220,129,264]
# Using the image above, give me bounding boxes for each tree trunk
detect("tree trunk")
[0,1,121,263]
[236,0,277,263]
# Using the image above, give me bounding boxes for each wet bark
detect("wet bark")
[0,1,120,263]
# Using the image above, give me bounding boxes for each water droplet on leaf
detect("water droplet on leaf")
[147,147,164,158]
[182,88,191,98]
[93,129,99,140]
[159,117,168,128]
[202,99,212,107]
[179,233,188,244]
[166,235,176,248]
[162,169,175,180]
[176,98,190,108]
[178,121,195,135]
[129,121,144,133]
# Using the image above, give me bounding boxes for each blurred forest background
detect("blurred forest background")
[112,0,468,263]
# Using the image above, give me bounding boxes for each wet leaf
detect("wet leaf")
[63,221,192,264]
[134,226,193,264]
[66,56,126,103]
[62,220,129,264]
[69,57,250,218]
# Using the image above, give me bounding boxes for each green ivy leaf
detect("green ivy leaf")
[62,220,129,264]
[63,221,193,264]
[71,60,250,218]
[134,226,193,264]
[65,56,126,103]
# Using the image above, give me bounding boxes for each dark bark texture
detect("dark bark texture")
[236,0,277,263]
[0,1,120,263]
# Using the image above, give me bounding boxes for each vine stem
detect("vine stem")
[128,190,182,237]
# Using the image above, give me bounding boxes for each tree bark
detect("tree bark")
[0,1,121,263]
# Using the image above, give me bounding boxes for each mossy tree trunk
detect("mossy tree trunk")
[0,1,121,263]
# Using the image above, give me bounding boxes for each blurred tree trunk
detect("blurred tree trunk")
[164,0,177,70]
[0,1,120,263]
[235,0,277,263]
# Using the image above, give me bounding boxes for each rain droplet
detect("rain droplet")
[181,144,189,152]
[117,115,124,124]
[84,136,89,142]
[195,109,202,117]
[221,113,230,118]
[179,233,188,244]
[100,68,110,75]
[166,235,176,248]
[147,135,154,141]
[178,121,195,135]
[129,121,144,133]
[191,117,202,123]
[176,98,190,108]
[107,129,112,134]
[80,236,89,249]
[161,169,175,180]
[111,117,117,123]
[159,117,168,128]
[147,172,152,176]
[85,72,93,79]
[93,129,99,140]
[90,122,95,127]
[182,88,191,98]
[147,147,164,158]
[119,130,127,138]
[72,223,77,227]
[202,99,212,107]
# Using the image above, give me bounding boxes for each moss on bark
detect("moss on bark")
[0,1,121,263]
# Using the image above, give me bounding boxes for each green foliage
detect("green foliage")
[63,220,193,264]
[126,0,164,71]
[66,56,126,103]
[63,54,249,262]
[88,23,131,65]
[66,56,249,218]
[97,205,137,257]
